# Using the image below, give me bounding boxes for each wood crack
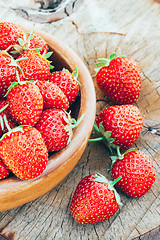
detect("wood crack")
[71,20,126,37]
[127,192,160,239]
[93,225,100,240]
[0,206,24,233]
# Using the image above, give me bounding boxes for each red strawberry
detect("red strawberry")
[28,33,48,55]
[70,173,122,224]
[0,158,10,180]
[35,109,71,152]
[49,68,80,105]
[35,108,81,152]
[0,51,19,98]
[12,32,48,56]
[0,100,17,136]
[16,50,51,81]
[0,22,23,51]
[7,82,43,126]
[0,126,48,180]
[96,54,141,104]
[93,105,143,150]
[35,80,69,110]
[111,149,155,197]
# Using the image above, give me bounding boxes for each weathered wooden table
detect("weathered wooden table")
[0,0,160,239]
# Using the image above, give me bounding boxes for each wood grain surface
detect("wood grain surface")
[12,0,85,23]
[0,0,160,239]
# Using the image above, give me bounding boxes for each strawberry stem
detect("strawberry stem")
[16,71,21,84]
[3,114,12,132]
[116,146,121,158]
[110,176,122,186]
[0,104,9,113]
[94,172,123,206]
[15,57,28,62]
[93,122,100,132]
[88,137,104,142]
[70,114,85,129]
[0,116,4,131]
[72,65,79,79]
[89,122,117,154]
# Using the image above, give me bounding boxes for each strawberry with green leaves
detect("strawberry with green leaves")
[35,80,69,110]
[16,50,52,81]
[0,158,10,180]
[70,173,122,224]
[0,51,22,98]
[27,33,48,55]
[7,81,43,126]
[0,100,17,136]
[90,105,143,150]
[35,108,82,152]
[49,67,80,105]
[111,148,155,197]
[96,53,141,104]
[0,126,48,180]
[0,22,23,51]
[12,32,48,56]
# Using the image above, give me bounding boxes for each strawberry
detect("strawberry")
[0,100,17,136]
[111,149,155,197]
[0,51,19,98]
[0,22,23,51]
[70,173,122,224]
[0,126,48,180]
[91,105,143,150]
[27,33,48,55]
[12,32,48,56]
[35,80,69,110]
[95,53,141,104]
[35,108,81,152]
[35,109,70,152]
[48,68,80,105]
[0,158,10,180]
[7,82,43,126]
[16,50,51,81]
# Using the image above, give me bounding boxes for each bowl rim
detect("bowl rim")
[0,27,96,211]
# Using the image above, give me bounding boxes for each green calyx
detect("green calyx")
[109,147,137,172]
[1,50,26,78]
[0,125,27,141]
[95,52,125,73]
[11,27,38,54]
[5,77,36,97]
[36,49,54,70]
[88,122,117,153]
[62,66,81,86]
[94,53,116,73]
[70,114,85,129]
[72,66,81,86]
[9,58,27,79]
[94,172,123,206]
[63,111,85,145]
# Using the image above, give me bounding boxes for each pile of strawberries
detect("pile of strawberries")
[0,21,156,226]
[0,22,80,181]
[70,53,156,224]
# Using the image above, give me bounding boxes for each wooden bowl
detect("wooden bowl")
[0,29,96,211]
